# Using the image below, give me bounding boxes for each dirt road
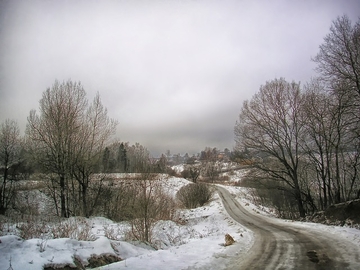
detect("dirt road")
[216,186,360,270]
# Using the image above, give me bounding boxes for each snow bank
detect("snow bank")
[0,235,117,270]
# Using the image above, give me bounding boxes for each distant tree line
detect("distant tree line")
[101,142,169,174]
[235,15,360,218]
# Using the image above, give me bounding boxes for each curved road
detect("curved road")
[216,186,360,270]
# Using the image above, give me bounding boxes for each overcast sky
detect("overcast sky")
[0,0,359,156]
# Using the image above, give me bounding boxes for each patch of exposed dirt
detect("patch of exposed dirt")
[87,253,120,268]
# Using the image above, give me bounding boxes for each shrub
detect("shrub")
[127,179,176,243]
[99,182,138,222]
[167,168,179,177]
[176,183,214,209]
[103,224,125,241]
[51,218,96,241]
[18,219,48,239]
[17,217,96,241]
[181,169,191,179]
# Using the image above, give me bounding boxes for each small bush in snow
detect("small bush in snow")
[18,220,48,239]
[16,217,96,241]
[51,218,96,241]
[176,183,214,209]
[103,224,125,241]
[127,177,176,243]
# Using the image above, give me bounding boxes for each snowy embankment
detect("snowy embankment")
[0,177,253,270]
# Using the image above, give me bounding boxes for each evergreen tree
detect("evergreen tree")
[102,147,110,172]
[118,143,128,172]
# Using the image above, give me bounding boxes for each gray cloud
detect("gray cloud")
[1,0,359,156]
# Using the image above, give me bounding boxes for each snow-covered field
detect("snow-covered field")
[1,175,360,270]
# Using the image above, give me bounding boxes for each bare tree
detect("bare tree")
[200,147,220,182]
[71,93,117,217]
[302,79,360,206]
[126,143,152,172]
[301,80,334,209]
[27,80,87,217]
[0,120,22,214]
[312,15,360,204]
[235,78,307,217]
[181,164,201,183]
[189,165,201,183]
[313,15,360,96]
[26,80,117,217]
[128,174,175,243]
[313,15,360,149]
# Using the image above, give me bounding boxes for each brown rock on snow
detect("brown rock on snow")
[224,233,235,246]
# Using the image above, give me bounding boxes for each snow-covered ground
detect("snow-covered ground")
[1,175,360,270]
[95,192,252,270]
[0,177,252,270]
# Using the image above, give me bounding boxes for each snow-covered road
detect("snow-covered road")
[216,185,360,269]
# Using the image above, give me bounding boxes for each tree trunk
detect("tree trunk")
[322,177,327,209]
[334,148,341,204]
[296,193,306,218]
[60,175,67,217]
[293,177,306,218]
[82,184,88,218]
[0,167,8,213]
